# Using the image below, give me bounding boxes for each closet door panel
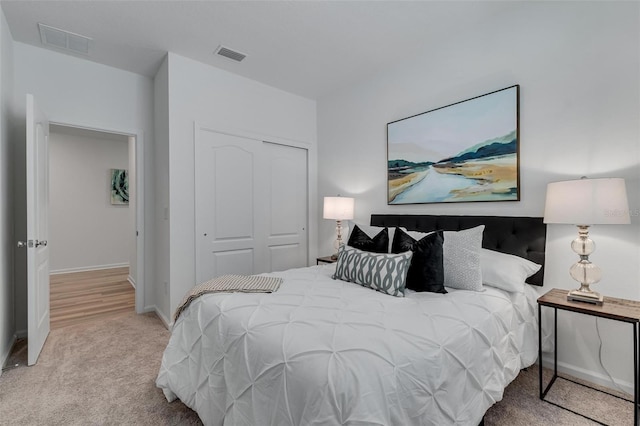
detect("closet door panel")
[196,130,263,283]
[213,249,254,277]
[264,143,308,272]
[196,129,309,283]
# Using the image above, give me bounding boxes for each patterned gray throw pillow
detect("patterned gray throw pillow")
[333,245,413,297]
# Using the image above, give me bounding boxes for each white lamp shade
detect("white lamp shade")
[543,178,630,225]
[323,196,354,220]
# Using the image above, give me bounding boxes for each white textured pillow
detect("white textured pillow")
[481,248,541,293]
[443,225,485,291]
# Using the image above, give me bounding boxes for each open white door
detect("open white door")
[24,94,50,365]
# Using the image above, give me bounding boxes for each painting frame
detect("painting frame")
[387,85,520,205]
[110,168,129,205]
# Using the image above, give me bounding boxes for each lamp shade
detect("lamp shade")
[323,196,354,220]
[543,178,630,225]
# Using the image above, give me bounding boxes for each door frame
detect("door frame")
[49,121,146,313]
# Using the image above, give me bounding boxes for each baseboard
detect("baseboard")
[0,334,17,377]
[127,275,136,289]
[541,354,633,396]
[144,305,172,330]
[15,329,27,339]
[50,263,130,275]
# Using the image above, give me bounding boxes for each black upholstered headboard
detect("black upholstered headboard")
[370,214,546,286]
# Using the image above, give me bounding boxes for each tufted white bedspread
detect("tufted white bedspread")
[156,264,538,426]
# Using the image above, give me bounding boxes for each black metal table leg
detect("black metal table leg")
[554,307,557,378]
[540,305,558,400]
[538,303,543,399]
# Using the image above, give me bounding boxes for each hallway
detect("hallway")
[50,267,134,329]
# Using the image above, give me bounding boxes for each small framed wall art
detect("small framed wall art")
[110,168,129,205]
[387,85,520,204]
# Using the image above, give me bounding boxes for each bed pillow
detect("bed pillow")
[333,245,412,297]
[481,248,541,293]
[443,225,485,291]
[347,222,395,253]
[391,228,445,293]
[347,224,389,253]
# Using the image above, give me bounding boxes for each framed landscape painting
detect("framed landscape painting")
[387,85,520,204]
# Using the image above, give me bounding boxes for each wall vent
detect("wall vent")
[215,45,246,62]
[38,23,92,56]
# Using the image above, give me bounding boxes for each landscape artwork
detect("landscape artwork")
[387,85,519,204]
[110,168,129,205]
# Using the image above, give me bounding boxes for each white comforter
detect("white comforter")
[156,264,538,426]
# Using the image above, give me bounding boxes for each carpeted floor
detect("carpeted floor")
[0,312,634,425]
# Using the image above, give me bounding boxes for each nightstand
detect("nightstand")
[538,288,640,425]
[316,256,337,265]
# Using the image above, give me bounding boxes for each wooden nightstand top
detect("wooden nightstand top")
[317,256,337,264]
[538,288,640,323]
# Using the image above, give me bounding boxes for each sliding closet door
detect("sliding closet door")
[264,142,308,272]
[195,130,266,283]
[195,129,309,283]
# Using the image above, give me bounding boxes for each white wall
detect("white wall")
[317,2,640,393]
[12,42,155,333]
[152,56,170,323]
[0,8,14,373]
[48,128,130,273]
[162,53,317,320]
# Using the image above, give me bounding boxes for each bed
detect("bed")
[156,214,546,426]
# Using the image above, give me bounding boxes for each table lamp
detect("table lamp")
[543,177,630,305]
[323,196,355,259]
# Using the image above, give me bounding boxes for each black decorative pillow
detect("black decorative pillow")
[347,224,389,253]
[391,228,445,293]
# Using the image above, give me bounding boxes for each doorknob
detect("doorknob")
[35,240,48,247]
[17,240,34,248]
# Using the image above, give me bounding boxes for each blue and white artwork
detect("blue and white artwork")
[387,85,519,204]
[110,169,129,205]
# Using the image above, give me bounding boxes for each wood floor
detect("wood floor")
[50,267,135,330]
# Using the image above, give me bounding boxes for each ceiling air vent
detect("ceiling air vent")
[38,23,92,56]
[215,45,246,62]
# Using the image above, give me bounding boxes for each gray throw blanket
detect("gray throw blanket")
[173,274,282,322]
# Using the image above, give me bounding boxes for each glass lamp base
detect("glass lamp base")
[567,288,604,305]
[566,225,604,306]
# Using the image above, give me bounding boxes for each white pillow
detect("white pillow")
[347,222,395,253]
[443,225,485,291]
[480,248,541,293]
[398,227,435,241]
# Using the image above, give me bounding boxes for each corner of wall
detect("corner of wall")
[0,5,16,375]
[152,55,170,319]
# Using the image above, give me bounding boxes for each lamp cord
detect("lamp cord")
[595,317,631,396]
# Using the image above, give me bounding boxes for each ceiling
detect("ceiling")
[1,1,523,99]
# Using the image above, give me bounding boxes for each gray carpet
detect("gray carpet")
[0,312,634,425]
